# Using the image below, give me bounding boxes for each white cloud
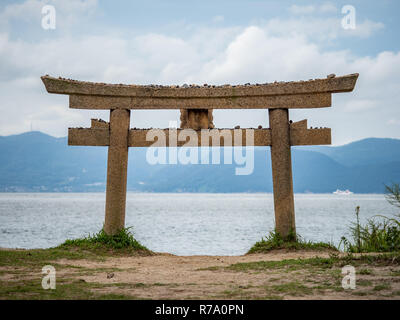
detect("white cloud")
[319,3,337,14]
[212,15,224,23]
[288,3,337,15]
[0,0,98,33]
[343,19,384,39]
[288,5,315,15]
[0,0,43,23]
[343,99,378,112]
[284,3,383,41]
[263,16,383,43]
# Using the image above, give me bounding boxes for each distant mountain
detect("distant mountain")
[0,132,105,191]
[0,131,399,193]
[302,138,400,166]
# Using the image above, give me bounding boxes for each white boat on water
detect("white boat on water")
[333,189,354,195]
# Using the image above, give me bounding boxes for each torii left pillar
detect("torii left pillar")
[269,109,295,239]
[104,109,130,235]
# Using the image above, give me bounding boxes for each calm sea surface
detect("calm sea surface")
[0,193,397,255]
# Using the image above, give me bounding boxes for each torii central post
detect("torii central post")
[42,73,358,238]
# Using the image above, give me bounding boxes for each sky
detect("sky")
[0,0,399,145]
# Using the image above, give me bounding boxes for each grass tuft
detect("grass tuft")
[247,230,337,254]
[59,227,152,254]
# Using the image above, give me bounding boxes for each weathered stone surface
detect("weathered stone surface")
[68,93,332,109]
[68,127,331,148]
[269,109,296,238]
[180,109,214,129]
[68,128,109,146]
[43,74,358,110]
[290,128,331,146]
[91,118,109,129]
[128,128,271,147]
[290,119,307,129]
[41,73,358,97]
[104,109,130,235]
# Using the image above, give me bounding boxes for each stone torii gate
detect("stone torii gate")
[41,73,358,238]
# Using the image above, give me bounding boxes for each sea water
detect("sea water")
[0,193,397,255]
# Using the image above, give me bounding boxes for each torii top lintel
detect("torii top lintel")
[41,73,358,110]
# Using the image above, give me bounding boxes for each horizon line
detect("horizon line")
[1,130,399,148]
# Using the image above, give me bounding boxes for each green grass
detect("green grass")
[202,252,400,274]
[373,283,391,291]
[357,279,373,287]
[340,184,400,253]
[198,255,342,272]
[59,227,152,255]
[0,227,152,271]
[2,250,400,300]
[0,247,102,268]
[247,230,337,254]
[0,277,140,300]
[0,228,154,300]
[269,281,313,296]
[391,270,400,276]
[198,253,400,298]
[227,256,339,272]
[340,206,400,253]
[358,268,373,275]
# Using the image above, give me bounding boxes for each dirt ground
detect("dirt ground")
[2,250,396,300]
[61,251,334,299]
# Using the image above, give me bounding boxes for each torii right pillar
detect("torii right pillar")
[269,108,295,239]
